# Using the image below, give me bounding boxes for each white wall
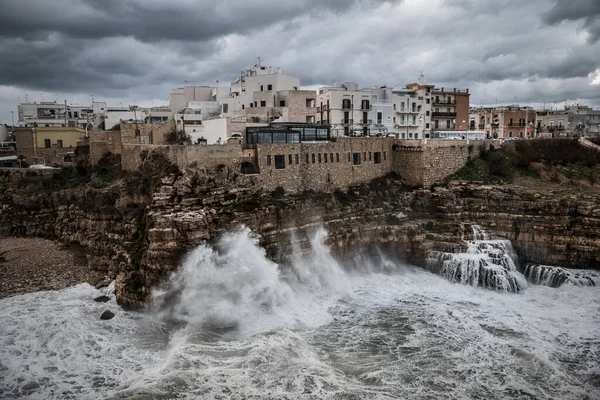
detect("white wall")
[105,111,146,130]
[203,118,229,145]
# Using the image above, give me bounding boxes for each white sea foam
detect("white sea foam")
[1,226,599,399]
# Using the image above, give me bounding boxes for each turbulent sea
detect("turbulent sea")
[1,227,599,399]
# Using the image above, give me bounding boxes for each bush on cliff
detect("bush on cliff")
[123,150,181,196]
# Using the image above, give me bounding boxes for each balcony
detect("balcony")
[433,99,456,105]
[341,119,354,125]
[432,112,457,118]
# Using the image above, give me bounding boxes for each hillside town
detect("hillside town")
[1,61,599,179]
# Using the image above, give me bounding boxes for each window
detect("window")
[222,104,228,113]
[363,152,366,161]
[412,103,416,112]
[509,131,513,137]
[266,155,272,165]
[342,99,351,108]
[305,153,309,163]
[377,111,382,124]
[344,126,349,136]
[295,154,299,164]
[242,104,245,109]
[348,152,351,162]
[336,153,340,162]
[368,152,372,161]
[280,100,286,107]
[374,152,382,164]
[363,112,368,124]
[509,118,513,126]
[400,102,405,111]
[426,99,430,104]
[426,123,430,128]
[260,101,266,107]
[393,117,396,123]
[344,111,349,124]
[74,112,78,118]
[57,140,63,148]
[426,111,430,116]
[318,153,322,163]
[361,100,370,109]
[324,153,327,163]
[274,155,285,169]
[254,101,257,107]
[330,153,334,162]
[44,139,51,148]
[261,85,264,91]
[353,152,361,165]
[250,103,253,108]
[289,154,293,165]
[267,84,272,91]
[393,104,396,110]
[384,151,387,160]
[312,154,316,163]
[415,133,419,139]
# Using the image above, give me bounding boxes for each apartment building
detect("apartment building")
[431,87,470,132]
[317,83,372,137]
[391,83,434,139]
[220,64,317,124]
[470,105,535,138]
[536,105,600,136]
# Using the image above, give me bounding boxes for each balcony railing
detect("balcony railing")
[432,112,457,118]
[433,99,456,105]
[341,119,354,124]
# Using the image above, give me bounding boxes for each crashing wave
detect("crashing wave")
[427,225,527,292]
[523,263,599,288]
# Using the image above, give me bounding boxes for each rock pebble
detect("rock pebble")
[100,310,115,320]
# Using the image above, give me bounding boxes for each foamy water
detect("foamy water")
[1,227,599,399]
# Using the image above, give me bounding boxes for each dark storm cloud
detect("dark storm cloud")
[542,0,600,42]
[0,0,599,125]
[0,0,377,42]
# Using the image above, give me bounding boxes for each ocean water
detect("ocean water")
[1,227,599,399]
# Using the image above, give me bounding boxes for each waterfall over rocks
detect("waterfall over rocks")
[523,263,600,288]
[427,225,527,292]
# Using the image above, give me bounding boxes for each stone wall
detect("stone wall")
[89,130,122,164]
[120,120,175,145]
[121,143,245,171]
[393,139,502,187]
[256,137,393,192]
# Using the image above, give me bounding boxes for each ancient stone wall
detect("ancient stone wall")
[393,139,502,187]
[255,137,393,192]
[120,120,175,145]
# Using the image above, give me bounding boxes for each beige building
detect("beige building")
[15,126,84,164]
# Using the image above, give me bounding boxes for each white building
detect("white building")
[318,82,433,138]
[390,83,433,139]
[220,64,316,124]
[317,83,373,137]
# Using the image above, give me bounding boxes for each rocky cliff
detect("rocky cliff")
[1,165,599,308]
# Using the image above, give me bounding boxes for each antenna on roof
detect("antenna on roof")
[257,56,261,67]
[417,71,425,85]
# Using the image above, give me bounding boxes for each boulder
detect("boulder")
[93,295,110,303]
[100,310,115,320]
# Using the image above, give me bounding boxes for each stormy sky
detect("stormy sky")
[1,0,599,125]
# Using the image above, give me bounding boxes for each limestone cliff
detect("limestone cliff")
[1,166,599,308]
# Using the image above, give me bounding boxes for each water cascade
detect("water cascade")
[523,263,599,287]
[427,225,527,292]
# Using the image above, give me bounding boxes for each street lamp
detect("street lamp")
[11,110,14,127]
[462,120,466,139]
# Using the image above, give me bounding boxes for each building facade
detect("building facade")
[317,83,373,137]
[15,126,84,164]
[470,105,536,138]
[432,87,470,133]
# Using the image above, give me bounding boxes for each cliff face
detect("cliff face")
[1,167,599,308]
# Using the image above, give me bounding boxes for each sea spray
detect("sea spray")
[152,225,352,334]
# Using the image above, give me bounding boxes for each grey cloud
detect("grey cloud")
[542,0,600,42]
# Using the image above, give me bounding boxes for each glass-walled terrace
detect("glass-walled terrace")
[246,125,330,145]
